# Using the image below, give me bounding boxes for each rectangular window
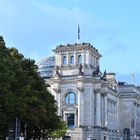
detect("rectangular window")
[67,113,75,129]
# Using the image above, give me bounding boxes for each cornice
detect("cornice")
[118,92,139,98]
[51,78,62,84]
[53,43,101,57]
[50,76,113,90]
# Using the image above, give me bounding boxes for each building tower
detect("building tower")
[50,43,109,140]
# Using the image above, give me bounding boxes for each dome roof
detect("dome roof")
[37,56,55,67]
[37,56,55,78]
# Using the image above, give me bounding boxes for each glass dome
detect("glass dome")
[37,56,55,78]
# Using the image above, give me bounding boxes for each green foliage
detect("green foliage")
[0,36,65,139]
[51,121,67,139]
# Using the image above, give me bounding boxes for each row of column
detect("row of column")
[53,85,108,128]
[78,87,84,126]
[77,88,108,127]
[63,50,85,65]
[95,90,108,127]
[59,49,95,66]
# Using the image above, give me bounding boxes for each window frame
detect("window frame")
[66,113,75,129]
[65,92,78,105]
[78,55,82,64]
[63,56,67,65]
[70,55,74,65]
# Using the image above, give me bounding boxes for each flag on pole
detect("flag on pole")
[132,73,135,85]
[78,25,80,40]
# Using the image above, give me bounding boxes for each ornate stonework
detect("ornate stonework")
[38,43,140,140]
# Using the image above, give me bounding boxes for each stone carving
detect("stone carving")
[53,87,61,93]
[77,86,84,92]
[56,65,59,74]
[93,65,101,76]
[78,64,84,76]
[101,70,107,81]
[55,65,61,77]
[94,89,100,93]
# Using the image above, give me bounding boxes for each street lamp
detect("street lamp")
[115,129,120,140]
[134,134,137,139]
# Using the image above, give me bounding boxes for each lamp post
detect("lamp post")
[134,134,137,140]
[116,129,120,140]
[87,134,91,140]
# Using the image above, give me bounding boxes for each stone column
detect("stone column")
[101,95,104,127]
[74,110,77,127]
[104,94,108,127]
[60,52,62,66]
[96,90,101,126]
[57,90,61,116]
[54,88,61,116]
[74,50,77,65]
[89,88,94,126]
[67,51,69,66]
[94,91,96,126]
[63,112,67,122]
[77,86,84,127]
[87,50,90,65]
[82,50,85,64]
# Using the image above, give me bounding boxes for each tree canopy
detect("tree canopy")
[0,36,66,139]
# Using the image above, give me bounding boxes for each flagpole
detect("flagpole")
[77,24,80,44]
[77,37,79,44]
[131,73,134,85]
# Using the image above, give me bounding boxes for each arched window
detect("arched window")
[78,55,82,64]
[70,55,74,64]
[63,56,66,65]
[65,92,78,105]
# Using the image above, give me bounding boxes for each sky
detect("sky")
[0,0,140,85]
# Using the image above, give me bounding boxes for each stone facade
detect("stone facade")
[37,43,140,140]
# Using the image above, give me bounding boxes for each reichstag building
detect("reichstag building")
[37,43,140,140]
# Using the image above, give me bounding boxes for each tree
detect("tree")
[0,36,66,139]
[51,121,67,139]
